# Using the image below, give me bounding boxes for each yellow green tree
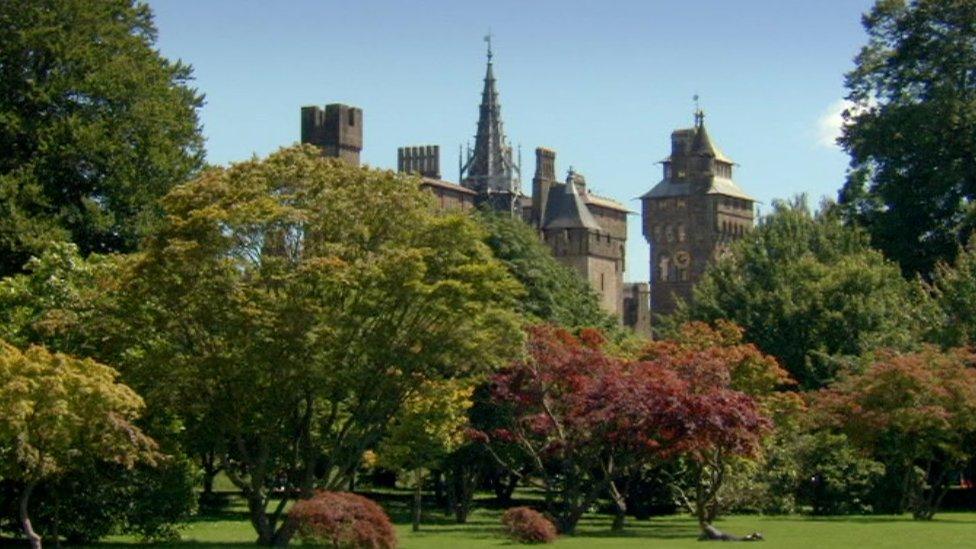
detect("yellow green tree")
[379,380,474,532]
[117,145,523,545]
[0,341,156,549]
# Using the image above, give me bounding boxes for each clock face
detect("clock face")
[675,251,691,268]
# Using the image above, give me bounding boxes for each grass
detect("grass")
[79,491,976,548]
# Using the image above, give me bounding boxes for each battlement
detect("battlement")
[301,103,363,165]
[397,145,441,179]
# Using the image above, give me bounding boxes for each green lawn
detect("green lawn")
[85,493,976,548]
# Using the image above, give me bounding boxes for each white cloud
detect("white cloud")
[816,99,853,149]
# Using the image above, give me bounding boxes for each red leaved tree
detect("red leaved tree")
[641,321,785,530]
[485,324,775,535]
[811,346,976,519]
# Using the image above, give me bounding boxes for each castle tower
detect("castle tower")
[459,36,521,214]
[542,169,625,315]
[641,110,754,316]
[301,103,363,165]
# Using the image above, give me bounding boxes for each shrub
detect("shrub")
[289,491,397,549]
[501,507,557,544]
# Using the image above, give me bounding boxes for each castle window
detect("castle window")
[348,110,356,126]
[665,225,674,242]
[677,199,686,209]
[653,225,662,242]
[600,273,605,291]
[658,254,671,282]
[677,224,686,242]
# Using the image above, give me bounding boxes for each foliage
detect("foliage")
[289,491,397,549]
[641,322,781,526]
[117,146,523,545]
[0,458,197,543]
[929,235,976,347]
[680,197,930,389]
[486,324,770,534]
[0,243,123,358]
[811,346,976,519]
[0,0,205,276]
[796,432,885,516]
[500,507,558,544]
[378,379,473,531]
[478,211,616,330]
[838,0,976,276]
[0,340,157,548]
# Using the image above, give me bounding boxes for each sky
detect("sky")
[146,0,877,284]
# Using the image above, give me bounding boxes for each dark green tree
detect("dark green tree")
[679,197,930,389]
[478,211,616,330]
[0,0,204,276]
[838,0,976,276]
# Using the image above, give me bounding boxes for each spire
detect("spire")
[460,35,521,210]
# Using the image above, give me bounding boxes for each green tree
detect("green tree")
[119,146,523,545]
[0,0,204,276]
[838,0,976,276]
[478,211,616,330]
[378,380,473,532]
[929,235,976,346]
[680,197,929,389]
[0,340,157,549]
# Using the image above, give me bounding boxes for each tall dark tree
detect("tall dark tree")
[0,0,205,276]
[838,0,976,276]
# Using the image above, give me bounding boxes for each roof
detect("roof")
[583,192,633,214]
[706,177,754,201]
[640,177,754,201]
[420,177,478,195]
[543,181,602,231]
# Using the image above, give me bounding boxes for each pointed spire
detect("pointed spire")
[460,35,521,205]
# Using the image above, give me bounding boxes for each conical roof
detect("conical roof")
[543,172,602,231]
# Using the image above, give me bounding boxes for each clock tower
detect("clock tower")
[640,110,754,316]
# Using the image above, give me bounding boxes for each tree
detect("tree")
[118,146,523,545]
[0,340,157,549]
[680,197,930,389]
[0,0,205,276]
[929,235,976,347]
[485,324,770,535]
[478,211,616,330]
[641,322,782,529]
[812,346,976,519]
[838,0,976,276]
[378,380,473,532]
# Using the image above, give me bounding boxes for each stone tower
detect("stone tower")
[301,103,363,165]
[641,111,754,316]
[540,168,625,315]
[459,37,521,214]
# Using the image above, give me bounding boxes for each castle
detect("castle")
[300,41,754,333]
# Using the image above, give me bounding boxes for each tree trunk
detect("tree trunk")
[494,471,517,504]
[20,481,42,549]
[412,469,423,532]
[608,480,628,532]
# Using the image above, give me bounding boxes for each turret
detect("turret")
[301,103,363,165]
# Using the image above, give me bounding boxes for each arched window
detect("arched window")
[665,225,674,242]
[677,224,686,242]
[658,254,671,282]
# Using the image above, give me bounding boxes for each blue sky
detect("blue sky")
[147,0,876,283]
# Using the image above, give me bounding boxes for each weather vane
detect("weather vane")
[484,30,493,61]
[693,94,704,126]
